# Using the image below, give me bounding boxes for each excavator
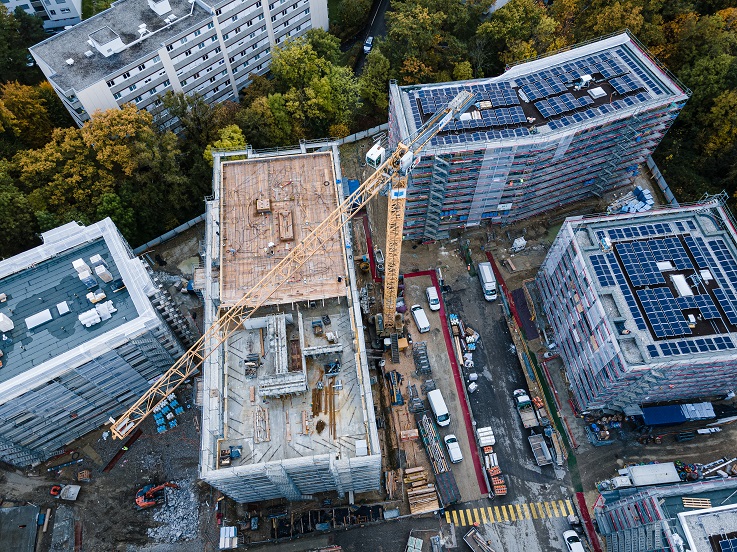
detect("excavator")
[135,482,179,510]
[110,89,477,441]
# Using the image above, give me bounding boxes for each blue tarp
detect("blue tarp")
[641,405,687,426]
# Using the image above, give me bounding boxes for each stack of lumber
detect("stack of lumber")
[404,467,440,514]
[384,470,398,500]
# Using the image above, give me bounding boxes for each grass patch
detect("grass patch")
[82,0,113,20]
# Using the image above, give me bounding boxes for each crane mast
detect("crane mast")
[380,90,478,329]
[110,90,476,440]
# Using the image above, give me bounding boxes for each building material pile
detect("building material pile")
[147,479,199,543]
[404,466,440,514]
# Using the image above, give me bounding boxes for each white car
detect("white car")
[425,286,440,311]
[562,530,585,552]
[363,36,374,54]
[444,434,463,464]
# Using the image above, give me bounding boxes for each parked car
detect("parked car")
[363,36,374,54]
[562,530,585,552]
[444,434,463,463]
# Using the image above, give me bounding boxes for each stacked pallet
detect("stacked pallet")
[405,467,440,514]
[490,475,507,496]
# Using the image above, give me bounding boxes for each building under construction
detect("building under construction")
[388,31,689,241]
[198,144,381,503]
[537,197,737,412]
[0,219,195,467]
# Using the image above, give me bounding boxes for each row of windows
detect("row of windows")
[106,55,162,88]
[215,0,261,17]
[114,79,170,100]
[166,22,215,53]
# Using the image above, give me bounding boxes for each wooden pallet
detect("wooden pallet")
[682,497,711,509]
[407,484,440,514]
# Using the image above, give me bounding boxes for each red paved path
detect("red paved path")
[576,492,603,552]
[403,270,488,495]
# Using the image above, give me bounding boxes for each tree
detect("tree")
[237,94,295,148]
[701,89,737,156]
[0,160,36,257]
[37,82,73,129]
[385,4,447,70]
[359,49,391,111]
[453,61,474,81]
[333,0,372,40]
[305,28,341,65]
[0,7,45,85]
[238,74,274,107]
[203,125,247,164]
[1,81,53,148]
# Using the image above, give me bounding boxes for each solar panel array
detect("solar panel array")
[610,74,643,95]
[535,93,594,118]
[710,239,737,286]
[444,106,527,131]
[615,48,665,96]
[682,235,709,269]
[663,237,693,270]
[637,288,692,337]
[659,335,735,356]
[591,254,616,287]
[674,220,697,233]
[607,223,672,240]
[720,538,737,552]
[615,242,666,287]
[713,288,737,324]
[606,253,647,330]
[520,77,568,101]
[548,92,652,130]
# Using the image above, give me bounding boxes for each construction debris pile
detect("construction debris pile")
[147,479,200,543]
[607,185,655,214]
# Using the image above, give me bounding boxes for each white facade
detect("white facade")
[29,0,329,127]
[4,0,82,31]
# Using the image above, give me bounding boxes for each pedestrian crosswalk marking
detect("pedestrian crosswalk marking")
[446,500,574,527]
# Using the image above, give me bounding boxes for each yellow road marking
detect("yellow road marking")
[551,501,560,517]
[516,504,524,519]
[459,509,467,526]
[475,509,482,524]
[452,510,459,525]
[445,511,451,524]
[487,507,495,523]
[480,507,488,524]
[494,506,502,522]
[523,503,531,519]
[537,502,546,518]
[559,500,568,517]
[566,499,575,516]
[508,505,516,521]
[529,503,537,519]
[545,502,553,518]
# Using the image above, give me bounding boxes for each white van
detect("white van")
[427,389,450,427]
[410,304,430,333]
[478,262,498,301]
[425,286,440,311]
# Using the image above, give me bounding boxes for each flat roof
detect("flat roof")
[394,32,689,147]
[217,302,369,467]
[0,506,40,552]
[0,237,137,384]
[570,202,737,365]
[29,0,213,92]
[218,151,346,308]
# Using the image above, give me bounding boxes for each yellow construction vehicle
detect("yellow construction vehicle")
[110,90,477,440]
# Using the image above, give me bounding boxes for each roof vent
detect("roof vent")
[84,50,94,57]
[164,17,171,23]
[66,58,75,65]
[169,13,177,19]
[89,26,127,57]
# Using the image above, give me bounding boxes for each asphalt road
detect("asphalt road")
[353,0,391,74]
[437,254,576,552]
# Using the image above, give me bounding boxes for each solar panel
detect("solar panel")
[693,294,721,319]
[663,237,693,270]
[714,288,737,324]
[591,255,616,287]
[616,242,649,287]
[647,239,671,262]
[709,238,737,288]
[682,235,709,269]
[638,288,692,337]
[631,241,665,285]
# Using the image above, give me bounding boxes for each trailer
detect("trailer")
[528,432,552,466]
[463,527,496,552]
[513,389,539,429]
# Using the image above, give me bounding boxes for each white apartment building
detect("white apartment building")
[28,0,328,127]
[3,0,82,32]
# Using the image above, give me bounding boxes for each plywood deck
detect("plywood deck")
[219,152,346,307]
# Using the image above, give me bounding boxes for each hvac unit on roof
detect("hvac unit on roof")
[66,58,75,65]
[164,17,171,23]
[0,313,14,333]
[169,13,177,19]
[84,50,94,57]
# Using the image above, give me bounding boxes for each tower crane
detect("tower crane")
[110,90,477,440]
